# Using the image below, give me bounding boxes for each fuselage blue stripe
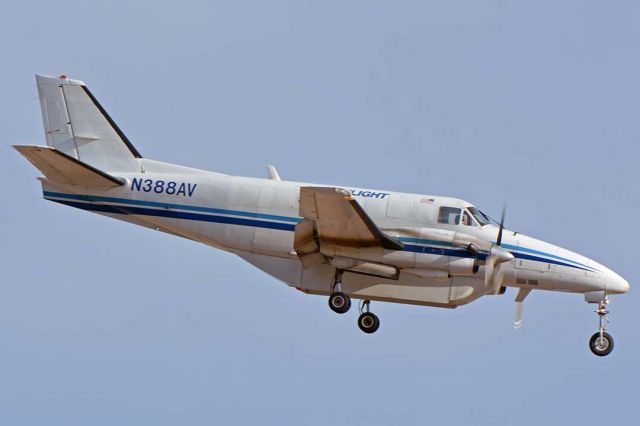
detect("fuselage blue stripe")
[512,252,589,271]
[43,191,301,223]
[397,237,454,247]
[499,242,590,270]
[44,192,592,272]
[398,237,593,271]
[51,199,297,231]
[400,244,590,271]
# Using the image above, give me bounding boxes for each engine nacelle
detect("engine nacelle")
[448,258,479,277]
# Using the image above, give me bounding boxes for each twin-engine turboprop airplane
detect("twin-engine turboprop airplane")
[15,75,630,356]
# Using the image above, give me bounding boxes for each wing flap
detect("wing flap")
[14,145,124,188]
[298,187,403,251]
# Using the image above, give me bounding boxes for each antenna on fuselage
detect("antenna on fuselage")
[266,165,281,181]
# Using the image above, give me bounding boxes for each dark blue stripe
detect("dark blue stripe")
[47,197,590,271]
[43,191,301,223]
[402,243,589,271]
[511,252,590,271]
[402,243,488,260]
[51,199,296,232]
[400,237,592,271]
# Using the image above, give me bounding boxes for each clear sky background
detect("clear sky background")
[1,1,638,424]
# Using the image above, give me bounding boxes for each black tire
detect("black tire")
[357,312,380,334]
[328,292,351,314]
[589,331,614,357]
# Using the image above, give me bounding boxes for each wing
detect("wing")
[297,187,403,251]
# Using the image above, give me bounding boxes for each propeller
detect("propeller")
[496,205,506,246]
[484,206,513,293]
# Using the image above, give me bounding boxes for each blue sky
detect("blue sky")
[1,1,638,424]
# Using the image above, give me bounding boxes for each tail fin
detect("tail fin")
[36,74,142,172]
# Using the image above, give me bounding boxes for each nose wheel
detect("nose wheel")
[589,300,614,357]
[590,331,614,356]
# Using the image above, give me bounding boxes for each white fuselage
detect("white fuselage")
[40,159,629,309]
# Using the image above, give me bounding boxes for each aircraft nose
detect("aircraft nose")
[606,270,630,294]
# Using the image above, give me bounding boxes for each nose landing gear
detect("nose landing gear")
[589,300,614,357]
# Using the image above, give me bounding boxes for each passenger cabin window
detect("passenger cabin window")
[437,207,461,225]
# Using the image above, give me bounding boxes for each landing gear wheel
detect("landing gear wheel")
[358,312,380,334]
[589,332,614,357]
[589,299,614,357]
[328,292,351,314]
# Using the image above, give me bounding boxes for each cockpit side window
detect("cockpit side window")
[468,207,491,226]
[437,207,461,225]
[462,210,475,226]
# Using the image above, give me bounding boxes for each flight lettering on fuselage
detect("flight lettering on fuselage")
[130,177,197,197]
[350,189,389,199]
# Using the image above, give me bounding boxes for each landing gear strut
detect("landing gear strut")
[328,270,351,314]
[327,270,380,334]
[589,299,614,357]
[357,300,380,334]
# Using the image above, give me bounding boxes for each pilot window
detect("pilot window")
[468,207,491,226]
[462,211,474,226]
[437,207,461,225]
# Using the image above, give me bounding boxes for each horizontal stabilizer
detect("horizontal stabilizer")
[14,145,124,188]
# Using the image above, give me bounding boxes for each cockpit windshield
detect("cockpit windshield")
[468,207,491,226]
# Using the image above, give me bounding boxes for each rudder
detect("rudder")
[36,74,142,173]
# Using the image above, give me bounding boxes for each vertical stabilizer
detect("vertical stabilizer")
[36,74,141,172]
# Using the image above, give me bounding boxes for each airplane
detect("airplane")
[15,74,630,357]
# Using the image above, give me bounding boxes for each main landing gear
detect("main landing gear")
[328,291,351,314]
[589,299,614,357]
[357,300,380,334]
[328,270,380,334]
[328,270,351,314]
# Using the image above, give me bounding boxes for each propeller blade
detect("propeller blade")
[513,301,524,329]
[492,264,505,294]
[496,205,506,246]
[484,247,512,292]
[484,254,496,289]
[484,205,510,293]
